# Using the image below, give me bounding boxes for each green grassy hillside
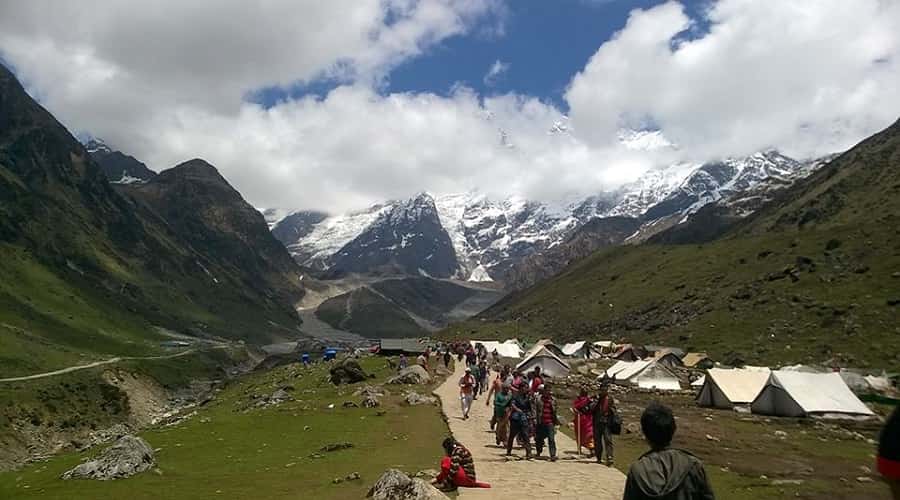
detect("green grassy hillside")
[0,64,305,377]
[316,287,426,339]
[445,119,900,369]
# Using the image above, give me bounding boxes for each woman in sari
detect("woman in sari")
[573,388,594,451]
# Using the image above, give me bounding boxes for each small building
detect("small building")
[592,341,615,355]
[604,360,681,391]
[515,346,571,378]
[644,345,686,358]
[378,338,426,355]
[682,353,714,370]
[751,371,875,419]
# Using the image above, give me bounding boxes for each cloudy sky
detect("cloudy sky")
[1,0,898,212]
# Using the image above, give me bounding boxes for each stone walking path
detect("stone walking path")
[434,362,626,499]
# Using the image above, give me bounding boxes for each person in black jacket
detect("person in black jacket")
[589,382,616,466]
[879,406,900,499]
[623,403,715,500]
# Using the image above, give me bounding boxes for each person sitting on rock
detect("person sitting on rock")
[623,403,715,500]
[433,437,490,491]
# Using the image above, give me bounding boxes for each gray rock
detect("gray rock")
[387,366,432,385]
[363,396,381,408]
[367,469,449,500]
[330,359,370,385]
[404,392,437,406]
[61,435,155,480]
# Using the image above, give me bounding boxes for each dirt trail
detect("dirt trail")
[434,363,626,499]
[0,348,210,383]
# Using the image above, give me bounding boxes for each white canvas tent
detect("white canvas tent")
[697,368,771,409]
[471,340,522,359]
[604,360,681,391]
[515,346,570,378]
[561,341,600,359]
[751,371,875,418]
[522,339,565,360]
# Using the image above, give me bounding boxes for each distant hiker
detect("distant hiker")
[878,406,900,499]
[433,437,490,491]
[506,383,533,459]
[416,352,428,373]
[492,383,512,446]
[573,388,595,451]
[465,346,477,368]
[589,382,617,466]
[623,402,715,500]
[487,366,510,420]
[534,384,559,461]
[459,367,476,420]
[477,360,489,396]
[443,349,452,368]
[398,353,408,371]
[301,353,310,367]
[530,366,544,393]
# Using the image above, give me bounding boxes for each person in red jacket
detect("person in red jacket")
[878,406,900,499]
[433,438,490,491]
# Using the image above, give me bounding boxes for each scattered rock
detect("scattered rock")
[413,469,439,480]
[625,423,640,435]
[404,392,438,406]
[774,430,788,439]
[705,434,720,442]
[343,401,360,408]
[61,436,155,480]
[367,469,449,500]
[330,359,370,385]
[386,366,432,385]
[434,365,452,377]
[771,479,804,486]
[856,476,873,483]
[363,396,381,408]
[320,442,354,453]
[334,472,362,484]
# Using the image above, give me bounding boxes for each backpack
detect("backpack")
[609,411,622,435]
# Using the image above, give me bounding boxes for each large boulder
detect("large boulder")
[330,359,369,385]
[386,366,432,385]
[367,469,449,500]
[61,435,155,480]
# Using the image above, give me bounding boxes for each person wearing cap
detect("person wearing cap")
[534,383,559,461]
[879,406,900,499]
[589,381,617,466]
[459,367,476,420]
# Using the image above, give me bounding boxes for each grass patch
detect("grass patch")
[0,356,451,499]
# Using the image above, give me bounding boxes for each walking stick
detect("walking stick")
[572,408,581,457]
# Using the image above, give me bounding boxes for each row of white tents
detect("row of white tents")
[697,367,875,419]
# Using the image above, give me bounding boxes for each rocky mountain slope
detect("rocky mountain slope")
[315,277,503,338]
[85,139,157,184]
[270,150,827,287]
[443,118,900,369]
[0,64,304,377]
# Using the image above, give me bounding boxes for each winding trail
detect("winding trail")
[434,362,626,499]
[0,348,208,383]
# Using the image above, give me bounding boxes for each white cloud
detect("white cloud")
[0,0,897,214]
[566,0,900,159]
[483,59,510,86]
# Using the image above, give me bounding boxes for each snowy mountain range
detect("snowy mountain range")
[267,149,829,284]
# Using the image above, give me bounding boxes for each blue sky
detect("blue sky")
[253,0,711,111]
